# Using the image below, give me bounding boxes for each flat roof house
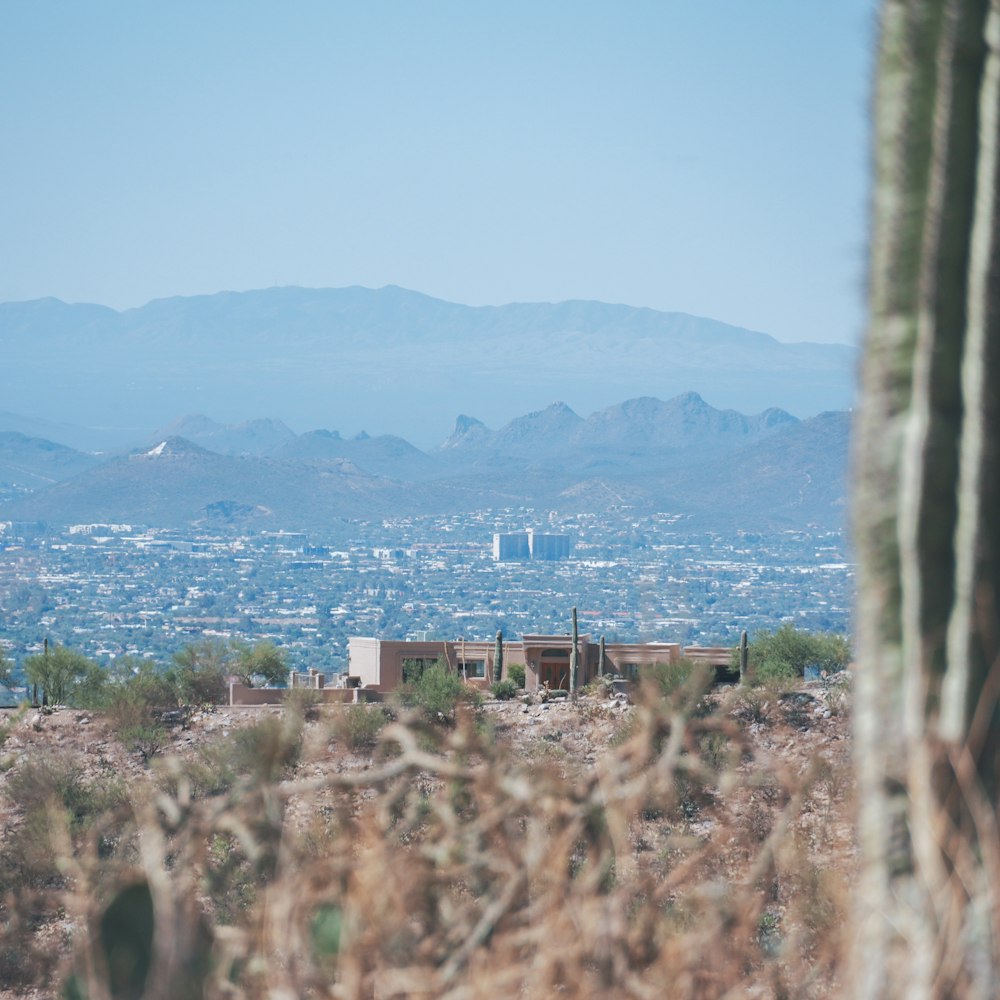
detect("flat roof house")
[347,633,688,693]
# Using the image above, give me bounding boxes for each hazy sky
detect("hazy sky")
[1,2,875,345]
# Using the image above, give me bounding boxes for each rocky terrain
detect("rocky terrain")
[0,677,857,999]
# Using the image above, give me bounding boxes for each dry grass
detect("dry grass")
[0,678,855,998]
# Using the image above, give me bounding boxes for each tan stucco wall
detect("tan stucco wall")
[228,684,357,706]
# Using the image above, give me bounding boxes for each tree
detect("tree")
[169,639,229,705]
[0,647,14,692]
[231,640,288,688]
[23,645,107,707]
[853,2,1000,994]
[736,624,850,682]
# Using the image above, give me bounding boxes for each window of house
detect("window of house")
[402,657,439,683]
[622,663,639,681]
[459,659,485,679]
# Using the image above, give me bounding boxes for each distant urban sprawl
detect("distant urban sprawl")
[0,509,852,680]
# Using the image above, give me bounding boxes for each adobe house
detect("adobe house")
[347,634,686,693]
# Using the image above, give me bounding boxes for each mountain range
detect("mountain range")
[0,285,855,449]
[0,393,850,532]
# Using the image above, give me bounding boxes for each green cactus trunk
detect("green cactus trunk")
[494,630,503,684]
[598,635,606,677]
[569,607,578,697]
[854,1,1000,994]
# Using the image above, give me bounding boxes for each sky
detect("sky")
[1,1,876,345]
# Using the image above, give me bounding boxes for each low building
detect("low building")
[347,633,688,693]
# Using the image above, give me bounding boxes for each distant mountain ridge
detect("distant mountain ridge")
[0,431,100,490]
[150,416,297,456]
[0,393,851,531]
[0,285,855,447]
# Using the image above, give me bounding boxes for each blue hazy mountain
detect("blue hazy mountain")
[0,395,851,531]
[0,286,855,449]
[0,432,100,490]
[0,410,137,453]
[440,393,798,463]
[149,415,297,456]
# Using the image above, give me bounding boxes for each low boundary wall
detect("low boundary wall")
[229,684,387,707]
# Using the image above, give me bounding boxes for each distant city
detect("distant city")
[0,510,853,680]
[0,290,859,683]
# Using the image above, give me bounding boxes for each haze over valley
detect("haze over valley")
[1,286,855,450]
[0,288,853,675]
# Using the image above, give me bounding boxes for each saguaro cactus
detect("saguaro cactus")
[738,630,748,683]
[494,630,503,684]
[854,2,1000,994]
[598,635,607,677]
[569,607,579,697]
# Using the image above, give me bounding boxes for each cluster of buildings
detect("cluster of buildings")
[492,529,571,562]
[0,512,852,682]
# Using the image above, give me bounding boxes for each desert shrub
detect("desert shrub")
[22,645,108,707]
[2,751,129,894]
[106,656,179,706]
[7,751,126,834]
[491,678,518,700]
[108,694,168,763]
[506,663,526,688]
[120,722,168,763]
[189,715,304,797]
[0,706,26,748]
[328,704,388,750]
[645,659,696,696]
[102,661,182,762]
[539,686,569,702]
[230,639,288,688]
[608,712,637,746]
[534,739,568,762]
[739,624,851,680]
[825,672,853,716]
[397,663,475,721]
[753,658,798,685]
[699,731,733,772]
[170,640,230,705]
[401,657,437,684]
[173,663,227,705]
[0,647,16,693]
[227,715,303,783]
[206,833,259,924]
[746,799,773,841]
[284,685,323,721]
[732,685,776,725]
[640,658,713,717]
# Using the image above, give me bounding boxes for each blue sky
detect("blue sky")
[1,1,876,345]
